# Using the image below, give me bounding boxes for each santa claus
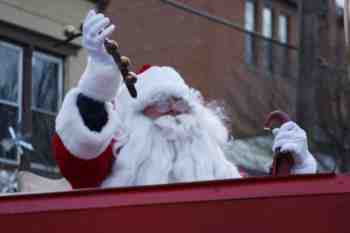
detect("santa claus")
[53,10,317,189]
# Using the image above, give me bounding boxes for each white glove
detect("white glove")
[82,10,115,64]
[272,121,317,174]
[78,10,122,102]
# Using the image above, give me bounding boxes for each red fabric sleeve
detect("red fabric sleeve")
[52,134,115,189]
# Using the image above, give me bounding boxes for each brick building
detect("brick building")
[319,0,346,65]
[311,1,350,171]
[104,0,300,137]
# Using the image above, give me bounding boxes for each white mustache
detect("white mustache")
[153,114,199,141]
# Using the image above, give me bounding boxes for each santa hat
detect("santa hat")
[137,64,152,75]
[117,65,194,112]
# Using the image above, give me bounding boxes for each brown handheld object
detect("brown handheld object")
[264,110,295,176]
[104,40,137,98]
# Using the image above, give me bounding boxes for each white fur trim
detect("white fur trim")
[117,66,195,113]
[291,152,317,174]
[55,88,120,160]
[78,57,122,102]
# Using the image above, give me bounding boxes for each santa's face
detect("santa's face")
[143,96,191,119]
[101,91,240,188]
[143,94,195,141]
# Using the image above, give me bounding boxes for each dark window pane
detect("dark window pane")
[32,52,63,113]
[263,40,273,72]
[29,110,58,170]
[245,35,254,65]
[0,41,22,103]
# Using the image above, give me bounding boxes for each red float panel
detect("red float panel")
[0,173,349,233]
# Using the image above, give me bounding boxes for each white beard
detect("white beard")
[101,102,241,188]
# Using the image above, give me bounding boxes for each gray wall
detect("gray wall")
[0,0,95,90]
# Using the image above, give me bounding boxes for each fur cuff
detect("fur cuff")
[55,88,120,159]
[291,152,317,174]
[78,57,122,102]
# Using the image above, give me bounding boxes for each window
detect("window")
[262,7,273,38]
[30,52,64,170]
[0,20,80,177]
[278,14,288,44]
[0,18,81,175]
[0,41,23,162]
[245,0,256,65]
[0,41,22,105]
[277,14,290,76]
[262,6,273,72]
[32,52,63,114]
[0,39,64,173]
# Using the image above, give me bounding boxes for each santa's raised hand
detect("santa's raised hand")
[83,10,116,63]
[272,121,317,174]
[79,10,122,102]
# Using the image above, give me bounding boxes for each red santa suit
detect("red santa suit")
[52,10,317,189]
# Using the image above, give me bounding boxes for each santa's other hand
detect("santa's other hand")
[272,122,317,173]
